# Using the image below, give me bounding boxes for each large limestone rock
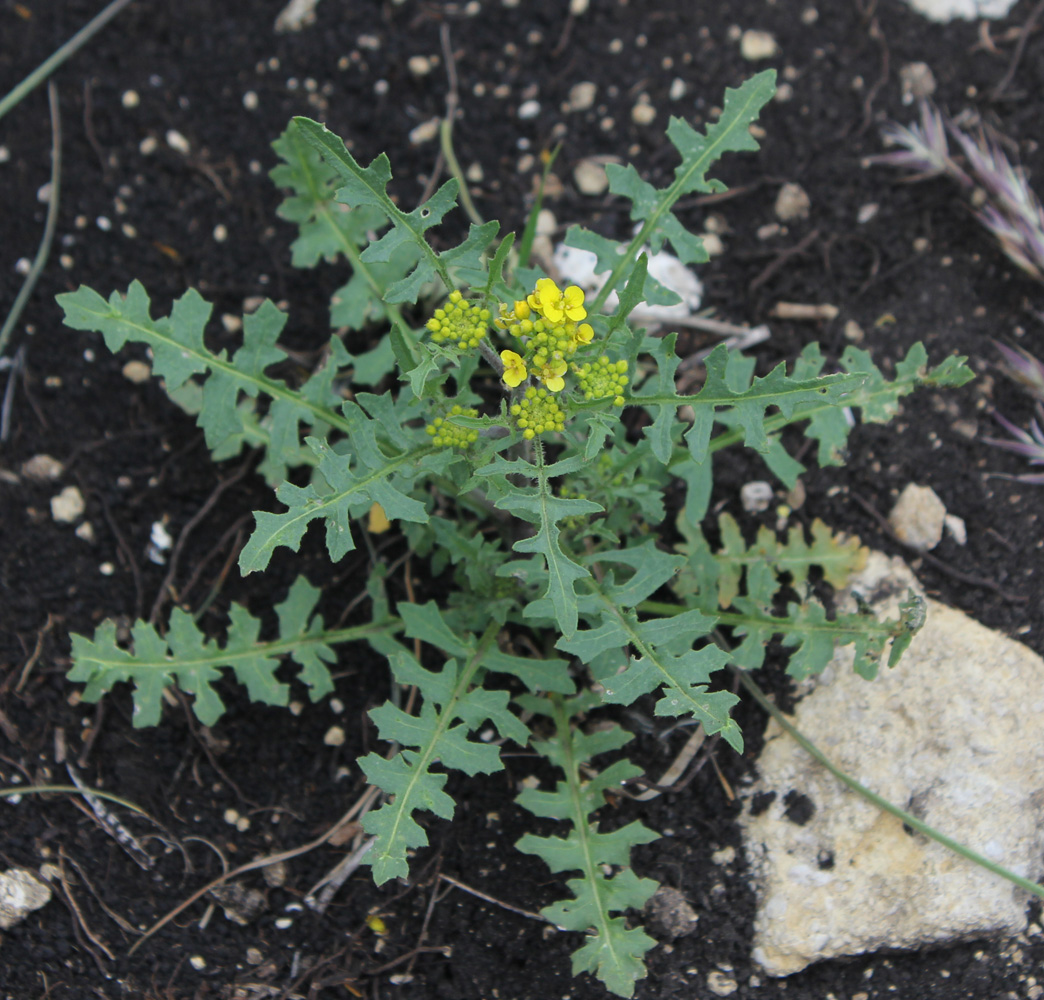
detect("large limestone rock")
[740,553,1044,976]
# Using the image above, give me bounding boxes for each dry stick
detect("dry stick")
[128,786,377,955]
[305,836,375,914]
[0,346,25,443]
[991,0,1044,99]
[148,451,257,624]
[56,857,115,963]
[632,725,707,802]
[0,81,62,361]
[15,612,58,692]
[177,514,250,608]
[438,874,549,924]
[59,849,140,937]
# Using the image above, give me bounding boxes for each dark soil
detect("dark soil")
[2,1,1044,998]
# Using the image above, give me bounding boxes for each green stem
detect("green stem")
[0,81,61,359]
[0,0,135,122]
[736,667,1044,903]
[0,784,147,815]
[440,118,483,228]
[516,144,561,269]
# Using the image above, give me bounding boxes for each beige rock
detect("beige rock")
[122,360,151,383]
[742,553,1044,975]
[740,29,779,61]
[565,81,597,112]
[21,454,63,481]
[573,158,609,196]
[888,482,946,551]
[51,485,85,524]
[774,183,810,222]
[0,869,52,930]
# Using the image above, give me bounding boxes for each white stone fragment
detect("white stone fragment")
[569,0,589,12]
[774,183,810,222]
[122,360,151,383]
[857,202,879,224]
[888,483,947,551]
[900,0,1016,20]
[121,89,140,108]
[0,868,52,930]
[553,239,703,328]
[631,100,656,126]
[75,521,95,543]
[741,481,774,513]
[408,55,433,76]
[189,955,206,971]
[409,118,440,145]
[707,970,739,996]
[21,454,63,481]
[573,158,609,195]
[565,81,597,112]
[900,62,936,104]
[742,553,1044,975]
[944,513,967,545]
[669,77,687,100]
[274,0,321,32]
[14,258,31,275]
[518,99,541,120]
[51,486,85,524]
[37,182,52,204]
[242,90,259,110]
[324,725,346,746]
[0,145,9,163]
[139,136,158,155]
[740,30,779,61]
[165,129,190,155]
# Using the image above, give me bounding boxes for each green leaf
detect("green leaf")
[67,579,393,727]
[515,695,658,998]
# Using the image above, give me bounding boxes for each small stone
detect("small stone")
[944,513,967,545]
[324,725,346,746]
[857,202,879,224]
[565,81,597,112]
[37,182,52,203]
[75,522,95,543]
[669,77,687,100]
[843,320,865,343]
[122,360,151,383]
[775,182,810,221]
[888,483,947,552]
[409,118,440,145]
[95,216,112,232]
[21,455,63,481]
[408,55,433,76]
[0,868,52,930]
[740,29,779,61]
[573,158,609,195]
[775,82,794,102]
[711,845,736,865]
[213,223,228,242]
[741,481,774,513]
[644,886,699,940]
[236,816,251,833]
[802,6,819,22]
[223,808,240,825]
[913,236,930,253]
[900,62,936,104]
[242,90,259,110]
[139,136,158,155]
[189,955,206,971]
[165,129,191,155]
[263,860,288,887]
[99,562,115,576]
[631,100,656,126]
[569,0,589,12]
[707,970,739,996]
[518,99,541,120]
[221,313,242,333]
[275,917,293,929]
[701,232,725,257]
[246,947,264,965]
[356,33,380,50]
[51,486,85,524]
[465,161,484,183]
[0,145,8,163]
[121,89,140,108]
[208,882,266,926]
[757,222,781,240]
[242,296,265,313]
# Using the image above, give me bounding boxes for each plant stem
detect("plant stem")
[0,81,61,359]
[0,0,135,122]
[735,667,1044,903]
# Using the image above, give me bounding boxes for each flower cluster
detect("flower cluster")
[574,355,629,406]
[495,278,594,393]
[426,291,491,350]
[426,405,480,449]
[510,386,566,440]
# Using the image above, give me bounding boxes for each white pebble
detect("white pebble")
[242,90,259,110]
[465,161,484,183]
[14,258,31,276]
[139,136,158,155]
[741,481,774,513]
[99,562,115,576]
[357,33,380,50]
[631,101,656,126]
[740,29,779,61]
[409,118,440,145]
[0,145,10,163]
[51,486,85,524]
[223,808,240,825]
[96,216,112,232]
[374,79,389,96]
[189,956,206,971]
[22,455,64,481]
[857,202,879,224]
[213,223,228,242]
[408,55,433,76]
[518,99,541,120]
[275,917,293,929]
[37,182,52,203]
[573,158,609,195]
[669,78,687,100]
[165,129,191,155]
[565,81,596,112]
[121,90,140,108]
[75,522,95,543]
[570,0,589,12]
[775,183,810,222]
[324,725,346,747]
[122,360,151,383]
[701,232,725,256]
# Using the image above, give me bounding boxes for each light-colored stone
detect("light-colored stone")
[900,0,1017,21]
[740,30,779,61]
[944,513,967,545]
[573,158,609,196]
[565,81,597,112]
[324,725,345,746]
[631,100,656,126]
[888,483,946,551]
[122,360,151,383]
[21,454,63,481]
[742,552,1044,976]
[0,868,52,930]
[774,183,810,222]
[900,62,936,104]
[274,0,321,32]
[707,970,739,996]
[741,481,774,513]
[644,886,699,939]
[51,485,85,524]
[408,119,440,146]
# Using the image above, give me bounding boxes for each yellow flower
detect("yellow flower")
[527,277,587,323]
[501,349,528,388]
[574,322,594,346]
[534,357,567,392]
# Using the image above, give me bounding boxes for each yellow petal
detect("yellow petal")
[368,502,391,534]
